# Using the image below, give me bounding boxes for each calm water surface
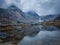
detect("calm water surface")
[18,25,60,45]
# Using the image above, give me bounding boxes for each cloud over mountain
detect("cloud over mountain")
[0,0,60,16]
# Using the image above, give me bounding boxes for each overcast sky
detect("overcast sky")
[20,0,60,16]
[0,0,60,16]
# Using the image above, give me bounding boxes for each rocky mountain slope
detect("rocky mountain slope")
[40,15,57,21]
[0,5,39,24]
[0,5,40,45]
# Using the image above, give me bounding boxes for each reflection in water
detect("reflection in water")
[18,25,60,45]
[19,31,60,45]
[40,25,60,31]
[0,24,60,45]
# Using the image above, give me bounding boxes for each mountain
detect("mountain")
[26,11,39,18]
[8,5,39,24]
[7,5,25,18]
[41,15,57,21]
[0,8,16,24]
[41,14,60,29]
[54,15,60,28]
[0,5,39,24]
[0,5,40,44]
[25,11,39,24]
[54,14,60,21]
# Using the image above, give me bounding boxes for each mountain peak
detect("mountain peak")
[27,10,39,17]
[8,5,19,10]
[7,5,25,18]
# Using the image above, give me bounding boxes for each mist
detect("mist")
[0,0,60,16]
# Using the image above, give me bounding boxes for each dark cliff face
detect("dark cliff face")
[0,5,26,24]
[0,8,18,24]
[54,15,60,28]
[54,15,60,20]
[27,11,39,18]
[41,15,57,21]
[7,5,25,18]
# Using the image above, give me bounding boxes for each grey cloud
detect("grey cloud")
[20,0,60,15]
[0,0,21,8]
[0,0,60,15]
[38,0,60,15]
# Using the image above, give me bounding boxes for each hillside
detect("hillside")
[0,5,39,24]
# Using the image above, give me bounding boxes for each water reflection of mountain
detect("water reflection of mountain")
[19,31,60,45]
[40,25,60,31]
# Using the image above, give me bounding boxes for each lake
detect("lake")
[18,25,60,45]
